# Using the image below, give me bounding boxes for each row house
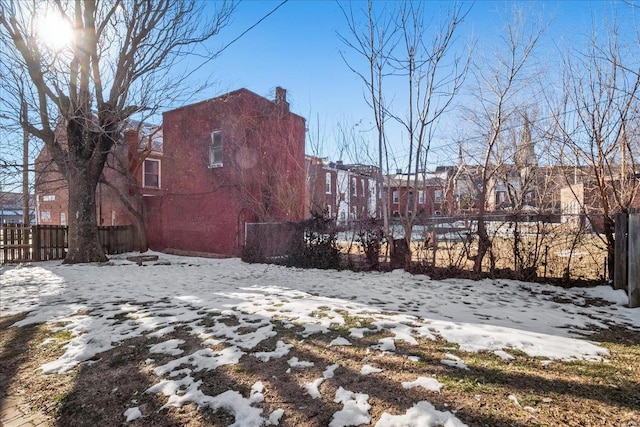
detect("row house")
[35,87,306,257]
[306,157,379,224]
[159,87,306,256]
[560,166,640,231]
[35,122,163,233]
[0,192,34,224]
[451,163,578,215]
[386,169,455,218]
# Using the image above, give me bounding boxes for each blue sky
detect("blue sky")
[194,0,638,168]
[1,0,637,193]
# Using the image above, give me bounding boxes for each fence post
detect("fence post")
[1,224,6,264]
[32,225,40,261]
[628,213,639,308]
[614,213,628,291]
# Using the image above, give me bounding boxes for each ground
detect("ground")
[0,253,639,426]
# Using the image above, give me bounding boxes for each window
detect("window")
[43,194,55,201]
[209,131,223,168]
[434,190,443,202]
[326,204,332,217]
[60,212,66,225]
[418,190,425,204]
[351,177,357,196]
[325,172,332,194]
[40,210,51,222]
[111,210,116,226]
[392,191,399,204]
[143,159,160,188]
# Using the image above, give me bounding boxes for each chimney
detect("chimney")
[275,86,289,111]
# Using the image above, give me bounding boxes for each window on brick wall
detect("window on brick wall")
[393,191,399,204]
[143,159,160,188]
[325,172,331,194]
[434,189,443,202]
[418,190,425,204]
[209,130,223,168]
[351,177,357,196]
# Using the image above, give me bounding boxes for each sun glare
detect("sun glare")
[36,12,73,51]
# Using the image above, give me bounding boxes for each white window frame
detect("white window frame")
[40,210,51,222]
[209,130,223,168]
[392,190,399,204]
[143,159,161,189]
[351,177,357,196]
[434,189,443,203]
[325,172,332,194]
[418,190,425,204]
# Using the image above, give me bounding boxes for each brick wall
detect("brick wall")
[159,88,306,256]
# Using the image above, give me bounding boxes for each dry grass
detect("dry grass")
[339,229,608,282]
[1,307,639,427]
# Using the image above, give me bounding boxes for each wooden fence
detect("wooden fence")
[0,224,135,264]
[615,212,640,308]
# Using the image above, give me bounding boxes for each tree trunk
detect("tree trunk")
[134,210,149,252]
[64,168,108,264]
[474,212,491,274]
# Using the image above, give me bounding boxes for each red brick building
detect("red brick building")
[34,123,163,233]
[156,87,306,256]
[34,87,305,257]
[306,156,380,224]
[386,170,454,218]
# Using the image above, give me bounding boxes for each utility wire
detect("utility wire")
[217,0,289,56]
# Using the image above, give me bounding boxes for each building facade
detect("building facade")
[306,156,379,224]
[34,122,163,232]
[157,87,306,256]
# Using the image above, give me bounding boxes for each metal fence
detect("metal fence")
[332,213,614,282]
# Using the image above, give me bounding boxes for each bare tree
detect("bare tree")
[464,6,544,274]
[338,0,398,260]
[549,22,640,281]
[339,0,468,267]
[0,0,235,263]
[389,1,469,265]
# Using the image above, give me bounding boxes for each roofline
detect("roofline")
[163,87,306,121]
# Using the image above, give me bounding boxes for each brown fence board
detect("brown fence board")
[1,224,134,264]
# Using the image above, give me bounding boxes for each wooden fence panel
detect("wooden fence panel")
[37,225,67,261]
[98,225,134,254]
[628,214,640,308]
[1,224,134,264]
[614,213,628,291]
[0,224,32,263]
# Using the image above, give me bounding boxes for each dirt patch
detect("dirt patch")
[1,313,639,426]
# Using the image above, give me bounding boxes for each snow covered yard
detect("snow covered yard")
[1,252,639,426]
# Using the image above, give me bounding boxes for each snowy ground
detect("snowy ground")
[1,252,638,426]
